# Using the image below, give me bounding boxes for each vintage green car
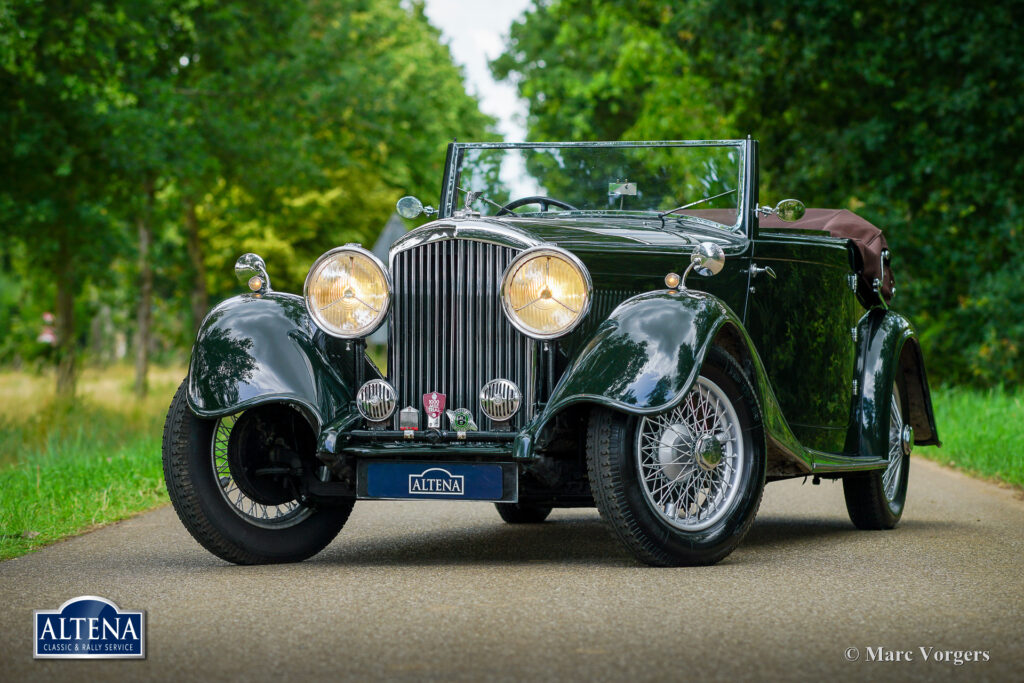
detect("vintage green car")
[162,139,939,566]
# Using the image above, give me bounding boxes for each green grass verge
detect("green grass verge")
[920,386,1023,488]
[0,433,167,560]
[0,366,180,560]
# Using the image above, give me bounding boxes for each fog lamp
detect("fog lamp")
[479,379,522,423]
[355,380,397,423]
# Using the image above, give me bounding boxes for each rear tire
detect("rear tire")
[495,502,552,524]
[586,348,765,566]
[843,378,911,530]
[162,379,352,564]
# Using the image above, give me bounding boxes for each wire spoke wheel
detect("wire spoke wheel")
[635,377,745,531]
[211,414,313,529]
[882,391,905,502]
[586,348,764,566]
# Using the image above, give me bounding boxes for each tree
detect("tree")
[0,1,173,395]
[495,0,1024,386]
[178,0,496,301]
[2,0,493,396]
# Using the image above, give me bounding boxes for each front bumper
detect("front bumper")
[310,412,540,504]
[319,417,536,462]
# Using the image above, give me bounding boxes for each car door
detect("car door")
[743,230,861,454]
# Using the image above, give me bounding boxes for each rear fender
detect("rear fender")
[854,309,940,460]
[187,292,380,428]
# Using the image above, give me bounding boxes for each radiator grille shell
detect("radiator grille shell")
[388,238,536,430]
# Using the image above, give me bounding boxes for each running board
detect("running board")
[808,451,889,473]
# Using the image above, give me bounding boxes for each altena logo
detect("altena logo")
[409,467,465,495]
[34,596,146,659]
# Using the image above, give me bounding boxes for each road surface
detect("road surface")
[2,456,1021,681]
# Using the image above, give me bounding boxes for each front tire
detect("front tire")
[162,380,352,564]
[586,348,765,566]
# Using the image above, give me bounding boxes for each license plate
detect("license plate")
[359,462,516,502]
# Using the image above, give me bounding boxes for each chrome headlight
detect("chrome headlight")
[500,246,591,339]
[304,245,391,338]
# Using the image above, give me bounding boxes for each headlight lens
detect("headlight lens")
[304,245,391,338]
[501,247,591,339]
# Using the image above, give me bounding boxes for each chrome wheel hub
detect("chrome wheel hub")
[901,424,914,456]
[636,377,744,531]
[656,423,694,481]
[694,434,724,471]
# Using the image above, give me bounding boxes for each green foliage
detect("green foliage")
[1,0,493,369]
[926,386,1024,487]
[495,0,1024,386]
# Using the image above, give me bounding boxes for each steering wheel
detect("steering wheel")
[496,196,578,216]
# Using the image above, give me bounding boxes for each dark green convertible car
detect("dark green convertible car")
[163,139,939,566]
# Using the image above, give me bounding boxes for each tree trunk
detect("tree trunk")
[55,238,76,398]
[183,198,207,334]
[134,178,156,398]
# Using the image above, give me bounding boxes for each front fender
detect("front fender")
[187,292,380,428]
[527,290,804,463]
[545,290,730,416]
[855,309,940,461]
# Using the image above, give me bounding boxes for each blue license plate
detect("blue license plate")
[361,462,512,501]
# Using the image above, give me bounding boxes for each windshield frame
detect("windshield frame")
[439,140,755,236]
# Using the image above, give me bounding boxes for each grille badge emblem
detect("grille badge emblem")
[399,406,419,431]
[423,392,446,429]
[446,408,478,432]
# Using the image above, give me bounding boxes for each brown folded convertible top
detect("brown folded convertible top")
[677,208,893,305]
[760,209,893,304]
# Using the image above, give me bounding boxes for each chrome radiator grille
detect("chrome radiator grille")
[388,239,536,430]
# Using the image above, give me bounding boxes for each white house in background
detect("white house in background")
[369,212,409,345]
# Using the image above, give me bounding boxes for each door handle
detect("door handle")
[750,263,777,279]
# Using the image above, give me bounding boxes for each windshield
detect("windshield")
[448,141,745,230]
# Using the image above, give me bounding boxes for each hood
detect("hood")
[390,215,744,259]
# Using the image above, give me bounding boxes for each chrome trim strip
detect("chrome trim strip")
[390,221,542,260]
[452,140,746,149]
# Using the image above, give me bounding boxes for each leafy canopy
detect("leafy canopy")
[494,0,1024,386]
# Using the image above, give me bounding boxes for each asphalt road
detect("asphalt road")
[2,456,1021,682]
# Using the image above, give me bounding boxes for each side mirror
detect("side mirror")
[690,241,725,277]
[759,198,806,222]
[235,253,270,293]
[775,198,806,222]
[678,241,725,290]
[396,195,437,219]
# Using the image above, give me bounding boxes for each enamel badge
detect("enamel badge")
[399,406,419,431]
[446,408,478,432]
[423,392,446,429]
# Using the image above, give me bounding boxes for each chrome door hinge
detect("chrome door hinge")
[851,326,858,343]
[847,273,858,292]
[852,379,859,395]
